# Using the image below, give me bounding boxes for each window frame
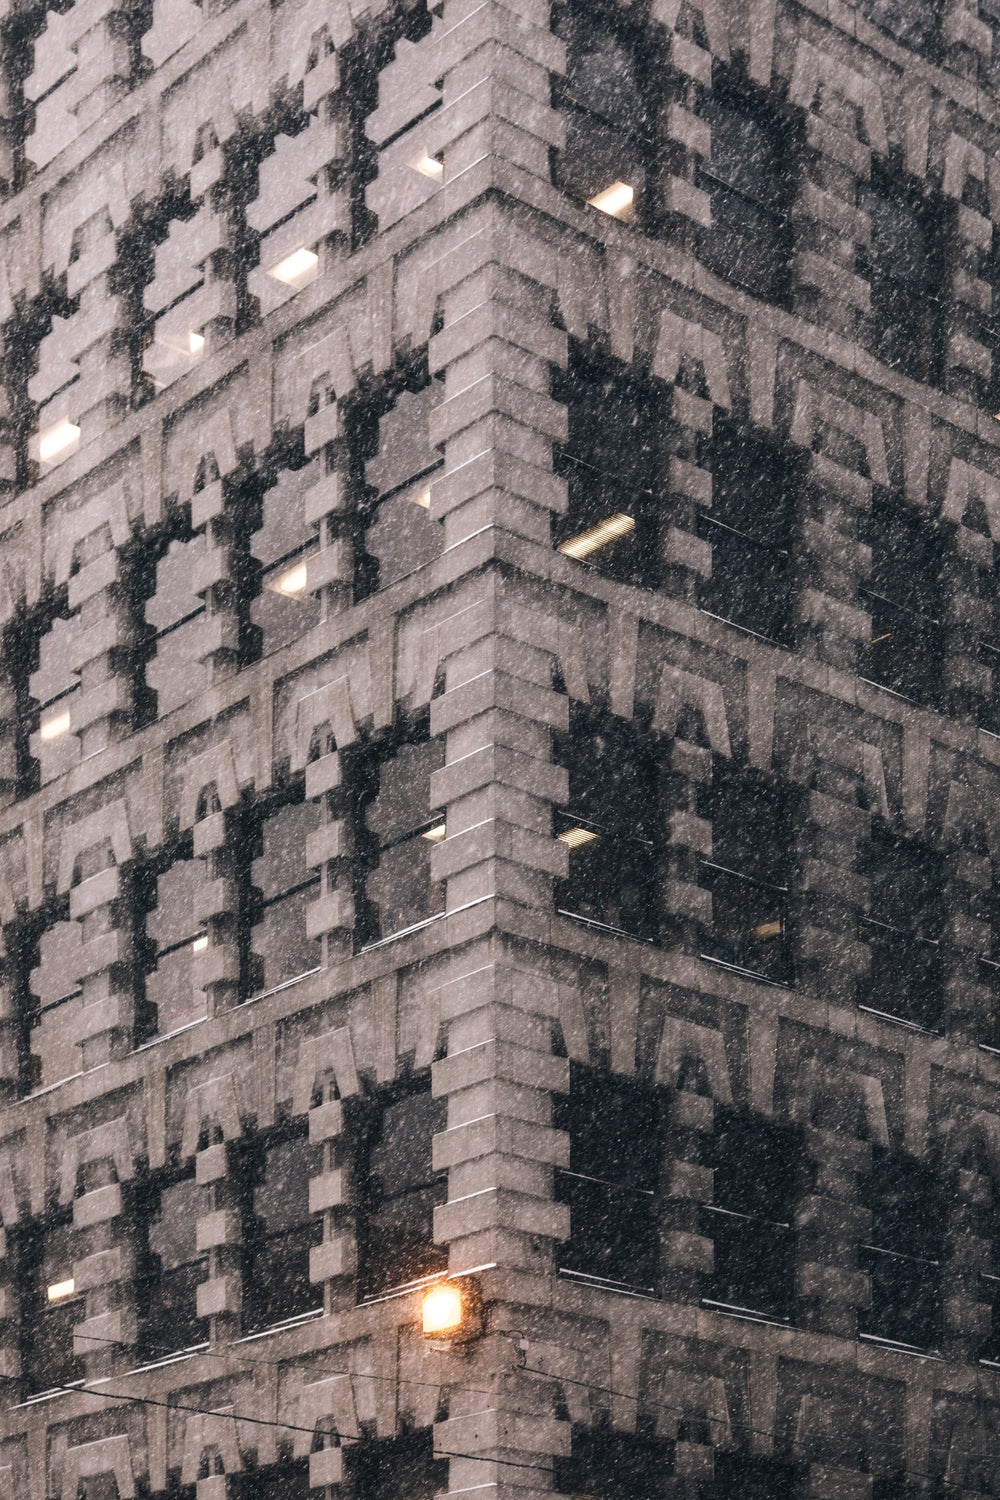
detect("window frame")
[136,1164,212,1360]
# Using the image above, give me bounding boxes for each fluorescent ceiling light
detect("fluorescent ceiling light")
[187,332,205,354]
[558,826,600,849]
[47,1278,75,1302]
[410,151,443,180]
[268,247,319,286]
[40,710,72,741]
[587,181,634,218]
[422,823,447,842]
[38,419,80,463]
[191,934,209,953]
[559,513,635,560]
[411,486,432,509]
[267,561,310,596]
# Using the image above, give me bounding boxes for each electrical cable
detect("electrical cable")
[43,1329,1000,1489]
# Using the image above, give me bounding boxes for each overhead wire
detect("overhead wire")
[32,1327,1000,1491]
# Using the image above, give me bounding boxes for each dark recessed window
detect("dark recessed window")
[144,532,209,717]
[346,1430,448,1500]
[353,736,446,947]
[142,849,208,1039]
[705,1453,802,1499]
[859,495,944,706]
[857,169,948,383]
[700,1109,799,1322]
[237,1462,311,1499]
[553,1064,662,1293]
[697,87,795,304]
[243,1130,323,1333]
[358,379,444,597]
[859,826,943,1032]
[555,1429,675,1499]
[250,463,321,655]
[247,797,322,995]
[697,423,799,642]
[30,609,81,782]
[552,350,665,589]
[554,711,661,940]
[18,1216,84,1393]
[856,0,940,55]
[552,4,656,226]
[139,1171,212,1357]
[859,1149,943,1353]
[357,1079,448,1297]
[698,765,792,984]
[27,912,83,1092]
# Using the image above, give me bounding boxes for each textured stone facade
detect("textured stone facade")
[3,0,1000,1495]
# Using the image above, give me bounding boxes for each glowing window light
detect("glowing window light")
[558,826,600,849]
[39,710,72,741]
[411,486,432,509]
[422,823,447,842]
[268,247,319,286]
[267,561,310,596]
[410,151,443,180]
[187,332,205,354]
[587,181,634,218]
[191,934,209,953]
[422,1282,463,1336]
[38,419,80,463]
[47,1278,75,1303]
[559,513,635,560]
[751,920,783,940]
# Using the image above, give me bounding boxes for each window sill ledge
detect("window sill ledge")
[856,1004,941,1037]
[698,953,792,989]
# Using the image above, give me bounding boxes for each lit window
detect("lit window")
[357,1081,448,1296]
[19,1218,83,1393]
[552,6,654,226]
[142,851,208,1039]
[552,347,664,589]
[250,463,321,655]
[36,418,80,465]
[554,1065,661,1292]
[267,247,319,286]
[554,709,660,941]
[698,765,792,985]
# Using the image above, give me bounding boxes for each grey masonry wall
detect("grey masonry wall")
[3,0,1000,1495]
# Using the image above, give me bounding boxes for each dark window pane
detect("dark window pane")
[698,96,792,301]
[359,382,444,595]
[857,175,946,380]
[698,864,790,983]
[239,1464,311,1500]
[857,0,939,52]
[144,941,208,1037]
[147,856,204,951]
[556,1430,674,1500]
[143,1176,212,1353]
[346,1431,448,1500]
[707,1454,800,1500]
[554,1067,661,1291]
[145,535,209,716]
[360,739,446,941]
[359,1087,448,1295]
[28,919,83,1091]
[30,614,81,781]
[701,1112,799,1321]
[859,1151,941,1351]
[697,515,791,641]
[244,1134,323,1331]
[250,800,321,992]
[555,110,645,219]
[145,855,208,1036]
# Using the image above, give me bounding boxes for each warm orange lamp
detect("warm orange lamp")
[421,1282,464,1337]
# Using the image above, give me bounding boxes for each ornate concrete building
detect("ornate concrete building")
[2,0,1000,1494]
